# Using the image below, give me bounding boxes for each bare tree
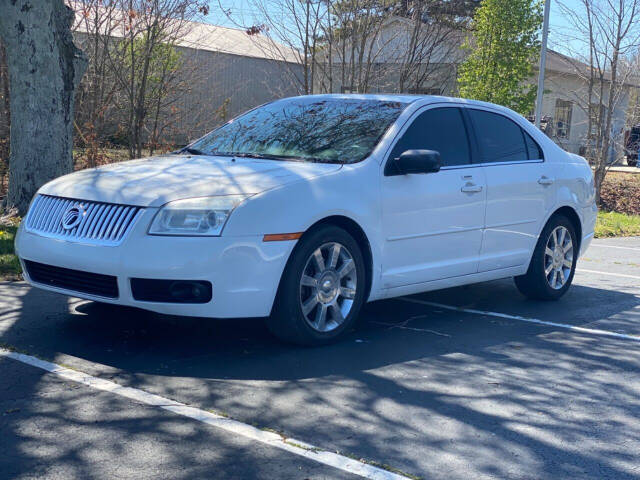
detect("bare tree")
[324,0,400,93]
[220,0,395,94]
[0,41,10,198]
[99,0,209,158]
[71,0,123,168]
[0,0,87,214]
[247,0,326,94]
[69,0,214,160]
[237,0,473,96]
[393,1,470,94]
[556,0,640,203]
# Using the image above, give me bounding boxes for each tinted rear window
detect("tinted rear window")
[468,109,528,163]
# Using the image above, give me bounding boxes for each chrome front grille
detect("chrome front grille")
[25,195,143,246]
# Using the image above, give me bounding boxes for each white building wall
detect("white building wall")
[541,71,631,161]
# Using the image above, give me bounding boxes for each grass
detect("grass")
[595,210,640,238]
[0,222,20,280]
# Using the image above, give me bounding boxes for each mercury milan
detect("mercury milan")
[15,95,597,345]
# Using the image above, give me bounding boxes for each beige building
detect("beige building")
[536,50,639,162]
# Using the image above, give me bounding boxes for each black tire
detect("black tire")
[628,158,638,167]
[267,225,367,346]
[514,214,578,301]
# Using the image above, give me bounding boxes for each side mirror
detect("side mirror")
[388,149,441,176]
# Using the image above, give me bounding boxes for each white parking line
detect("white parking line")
[588,244,640,253]
[577,268,640,280]
[0,348,409,480]
[398,298,640,342]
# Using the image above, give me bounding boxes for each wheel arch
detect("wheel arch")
[271,215,375,315]
[548,205,583,252]
[525,205,583,273]
[304,216,374,301]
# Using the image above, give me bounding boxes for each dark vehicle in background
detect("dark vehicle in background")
[624,125,640,166]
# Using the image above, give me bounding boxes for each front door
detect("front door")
[381,106,487,288]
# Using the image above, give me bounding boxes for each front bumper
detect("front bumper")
[15,210,295,318]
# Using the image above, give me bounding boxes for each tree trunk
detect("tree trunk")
[0,0,87,215]
[0,42,9,133]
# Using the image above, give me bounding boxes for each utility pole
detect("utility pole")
[535,0,551,128]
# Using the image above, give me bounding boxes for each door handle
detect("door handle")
[461,183,483,193]
[538,176,554,185]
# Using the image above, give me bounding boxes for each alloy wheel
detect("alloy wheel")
[299,242,358,332]
[544,226,573,290]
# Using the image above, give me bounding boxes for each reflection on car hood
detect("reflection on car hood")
[39,155,342,207]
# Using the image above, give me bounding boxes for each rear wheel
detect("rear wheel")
[514,214,578,300]
[267,225,366,346]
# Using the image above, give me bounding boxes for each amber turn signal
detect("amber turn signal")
[263,232,303,242]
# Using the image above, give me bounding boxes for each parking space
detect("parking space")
[1,237,640,479]
[0,360,360,480]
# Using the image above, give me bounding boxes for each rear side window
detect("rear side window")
[389,107,471,167]
[468,109,527,163]
[524,131,544,160]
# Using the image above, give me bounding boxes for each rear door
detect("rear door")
[465,108,555,272]
[380,105,487,288]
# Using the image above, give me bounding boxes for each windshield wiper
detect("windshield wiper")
[307,157,345,164]
[226,152,345,164]
[192,150,345,164]
[228,152,293,161]
[179,147,206,155]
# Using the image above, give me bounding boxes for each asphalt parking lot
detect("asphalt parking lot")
[1,236,639,480]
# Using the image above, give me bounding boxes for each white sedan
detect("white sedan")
[16,95,597,345]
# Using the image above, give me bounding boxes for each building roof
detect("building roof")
[68,1,300,63]
[169,21,300,64]
[543,49,640,87]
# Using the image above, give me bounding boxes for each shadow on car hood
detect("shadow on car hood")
[39,155,343,207]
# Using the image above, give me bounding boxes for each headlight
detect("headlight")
[148,195,250,236]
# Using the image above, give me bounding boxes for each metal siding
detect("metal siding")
[172,48,303,142]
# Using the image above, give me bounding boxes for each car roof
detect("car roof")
[285,93,423,104]
[283,93,517,114]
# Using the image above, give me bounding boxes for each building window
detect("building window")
[554,99,573,139]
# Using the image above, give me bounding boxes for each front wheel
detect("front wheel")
[267,225,366,346]
[515,214,578,300]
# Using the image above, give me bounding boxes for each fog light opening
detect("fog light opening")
[130,278,212,304]
[169,281,207,302]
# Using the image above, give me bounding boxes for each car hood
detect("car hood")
[39,155,342,207]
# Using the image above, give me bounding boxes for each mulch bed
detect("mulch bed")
[600,172,640,216]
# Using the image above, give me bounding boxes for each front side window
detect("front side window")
[190,98,407,164]
[388,107,471,167]
[468,109,528,163]
[555,99,573,139]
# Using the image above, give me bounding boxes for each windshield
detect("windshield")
[188,98,408,164]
